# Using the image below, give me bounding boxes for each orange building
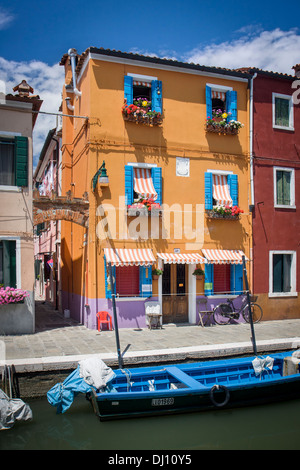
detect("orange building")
[59,47,252,329]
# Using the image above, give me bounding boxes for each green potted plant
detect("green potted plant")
[192,268,205,280]
[152,268,163,279]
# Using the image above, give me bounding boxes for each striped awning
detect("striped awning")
[133,80,151,88]
[133,168,157,200]
[213,174,232,207]
[212,90,226,101]
[202,249,248,265]
[157,253,206,264]
[104,248,156,266]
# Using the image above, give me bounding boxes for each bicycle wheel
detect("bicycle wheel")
[213,304,232,325]
[243,303,263,324]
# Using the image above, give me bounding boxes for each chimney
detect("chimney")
[13,79,34,97]
[292,64,300,78]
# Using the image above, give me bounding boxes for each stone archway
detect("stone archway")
[33,190,89,227]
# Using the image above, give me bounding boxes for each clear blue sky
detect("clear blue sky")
[0,0,299,65]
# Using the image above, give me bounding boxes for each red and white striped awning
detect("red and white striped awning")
[213,174,232,207]
[202,249,247,265]
[133,80,151,88]
[104,248,156,266]
[157,253,206,264]
[212,90,226,101]
[133,168,157,200]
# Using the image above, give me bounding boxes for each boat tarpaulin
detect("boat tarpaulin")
[47,356,116,414]
[0,389,32,430]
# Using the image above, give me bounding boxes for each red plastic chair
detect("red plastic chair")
[96,311,113,331]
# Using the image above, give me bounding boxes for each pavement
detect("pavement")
[1,299,300,372]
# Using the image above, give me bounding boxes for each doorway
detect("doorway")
[162,264,188,323]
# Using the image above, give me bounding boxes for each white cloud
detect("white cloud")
[0,7,14,30]
[183,28,300,75]
[0,57,64,167]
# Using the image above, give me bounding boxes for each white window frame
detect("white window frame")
[273,166,295,209]
[269,250,297,298]
[0,236,21,289]
[272,93,294,131]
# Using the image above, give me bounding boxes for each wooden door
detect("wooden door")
[162,264,188,323]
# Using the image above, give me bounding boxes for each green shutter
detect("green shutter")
[275,98,289,127]
[276,170,291,205]
[2,240,16,288]
[15,136,28,187]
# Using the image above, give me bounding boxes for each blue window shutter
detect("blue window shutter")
[206,85,212,118]
[15,136,28,187]
[124,75,133,105]
[204,264,213,296]
[151,167,162,204]
[205,172,213,210]
[139,265,152,298]
[104,256,116,299]
[125,165,133,205]
[228,174,238,206]
[151,80,162,113]
[231,264,243,295]
[226,90,237,122]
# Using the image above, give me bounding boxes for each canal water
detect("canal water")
[1,396,300,451]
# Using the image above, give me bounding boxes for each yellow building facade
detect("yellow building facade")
[59,47,252,329]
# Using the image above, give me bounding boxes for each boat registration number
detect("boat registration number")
[151,397,174,406]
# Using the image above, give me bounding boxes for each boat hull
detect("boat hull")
[90,352,300,421]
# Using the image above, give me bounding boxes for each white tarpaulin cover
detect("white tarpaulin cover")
[252,356,274,377]
[79,355,115,390]
[0,389,32,430]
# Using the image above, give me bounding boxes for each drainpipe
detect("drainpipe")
[68,48,82,97]
[249,73,257,206]
[65,97,74,112]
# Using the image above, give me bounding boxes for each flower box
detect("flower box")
[207,210,239,220]
[122,102,162,126]
[206,206,244,220]
[127,206,162,217]
[206,124,239,135]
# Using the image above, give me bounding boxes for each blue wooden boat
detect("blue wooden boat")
[87,351,300,421]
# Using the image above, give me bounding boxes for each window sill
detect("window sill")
[268,292,298,298]
[0,185,21,192]
[274,204,296,210]
[273,125,294,132]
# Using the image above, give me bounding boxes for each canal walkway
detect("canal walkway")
[1,300,300,372]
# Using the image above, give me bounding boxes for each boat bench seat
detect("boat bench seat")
[165,367,208,390]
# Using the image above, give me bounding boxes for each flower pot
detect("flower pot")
[152,275,159,280]
[196,275,203,281]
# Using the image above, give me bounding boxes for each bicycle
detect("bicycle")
[213,294,263,326]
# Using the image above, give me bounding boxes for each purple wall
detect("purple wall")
[62,291,247,330]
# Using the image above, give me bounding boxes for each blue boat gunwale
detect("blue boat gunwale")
[95,351,299,402]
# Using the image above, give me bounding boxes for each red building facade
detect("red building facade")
[246,67,300,320]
